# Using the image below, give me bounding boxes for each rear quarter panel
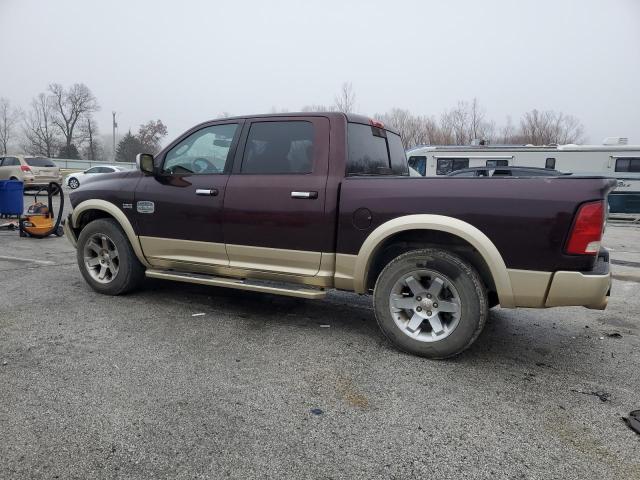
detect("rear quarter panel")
[337,176,615,272]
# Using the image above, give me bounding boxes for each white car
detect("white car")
[66,165,127,189]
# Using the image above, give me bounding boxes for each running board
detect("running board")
[145,269,327,299]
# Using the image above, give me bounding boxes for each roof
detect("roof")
[197,111,400,135]
[407,144,640,154]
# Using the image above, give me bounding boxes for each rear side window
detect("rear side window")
[241,121,314,174]
[408,156,426,176]
[615,158,640,173]
[25,157,56,167]
[486,159,508,167]
[545,157,556,169]
[347,123,408,176]
[436,158,469,175]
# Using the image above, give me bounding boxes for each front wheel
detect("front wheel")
[76,218,145,295]
[373,248,488,359]
[68,177,80,189]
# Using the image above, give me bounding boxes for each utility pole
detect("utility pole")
[112,111,117,161]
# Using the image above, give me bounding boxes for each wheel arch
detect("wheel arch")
[353,215,515,307]
[71,199,151,268]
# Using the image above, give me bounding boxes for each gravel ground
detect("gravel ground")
[1,192,639,479]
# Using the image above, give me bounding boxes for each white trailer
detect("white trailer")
[406,139,640,213]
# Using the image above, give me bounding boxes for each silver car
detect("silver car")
[0,155,63,190]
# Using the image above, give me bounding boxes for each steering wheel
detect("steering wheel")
[192,157,218,174]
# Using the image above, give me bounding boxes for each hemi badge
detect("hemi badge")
[136,201,155,214]
[122,203,133,209]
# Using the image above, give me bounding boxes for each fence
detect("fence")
[52,158,137,171]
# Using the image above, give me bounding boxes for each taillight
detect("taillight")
[20,165,31,172]
[565,200,605,255]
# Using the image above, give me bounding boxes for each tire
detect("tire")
[68,177,80,189]
[373,248,488,359]
[76,218,145,295]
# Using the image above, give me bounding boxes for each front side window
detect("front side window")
[615,158,640,173]
[347,123,408,176]
[436,158,469,175]
[85,167,100,174]
[164,123,238,175]
[241,121,314,174]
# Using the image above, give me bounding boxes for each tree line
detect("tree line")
[298,83,586,148]
[0,84,168,163]
[1,81,587,162]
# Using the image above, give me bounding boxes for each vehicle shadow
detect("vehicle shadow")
[140,279,592,370]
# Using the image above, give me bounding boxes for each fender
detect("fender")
[350,214,515,307]
[70,199,152,268]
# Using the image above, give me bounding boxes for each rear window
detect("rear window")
[26,157,56,167]
[615,158,640,173]
[347,123,408,176]
[436,158,469,175]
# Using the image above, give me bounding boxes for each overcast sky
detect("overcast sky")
[1,0,639,145]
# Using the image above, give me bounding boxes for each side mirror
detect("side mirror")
[136,153,155,175]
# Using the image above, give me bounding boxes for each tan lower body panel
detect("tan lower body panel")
[334,253,357,291]
[226,243,322,276]
[140,236,335,288]
[507,269,552,308]
[140,236,228,267]
[508,268,610,309]
[545,270,611,310]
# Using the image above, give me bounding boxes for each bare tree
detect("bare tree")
[0,98,21,154]
[301,104,334,112]
[22,93,60,157]
[79,117,103,160]
[519,109,584,145]
[334,82,356,113]
[137,119,168,154]
[49,83,99,152]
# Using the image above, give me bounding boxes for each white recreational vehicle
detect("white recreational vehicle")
[406,138,640,214]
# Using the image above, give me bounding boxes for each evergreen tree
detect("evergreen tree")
[115,131,144,163]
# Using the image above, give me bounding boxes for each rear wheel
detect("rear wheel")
[68,177,80,189]
[373,248,488,359]
[76,218,145,295]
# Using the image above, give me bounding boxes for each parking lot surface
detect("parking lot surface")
[1,192,639,479]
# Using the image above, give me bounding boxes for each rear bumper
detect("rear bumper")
[545,250,611,310]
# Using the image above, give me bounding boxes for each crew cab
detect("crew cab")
[64,112,614,358]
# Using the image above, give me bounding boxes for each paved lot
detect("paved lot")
[1,192,639,479]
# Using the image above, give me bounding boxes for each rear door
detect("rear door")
[134,121,242,268]
[222,117,331,276]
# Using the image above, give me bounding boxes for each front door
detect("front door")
[222,117,331,276]
[135,122,242,268]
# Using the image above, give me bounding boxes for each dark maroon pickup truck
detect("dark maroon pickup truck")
[65,112,614,358]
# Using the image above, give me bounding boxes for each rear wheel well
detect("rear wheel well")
[365,229,499,307]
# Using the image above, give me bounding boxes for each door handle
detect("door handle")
[291,191,318,199]
[196,188,218,196]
